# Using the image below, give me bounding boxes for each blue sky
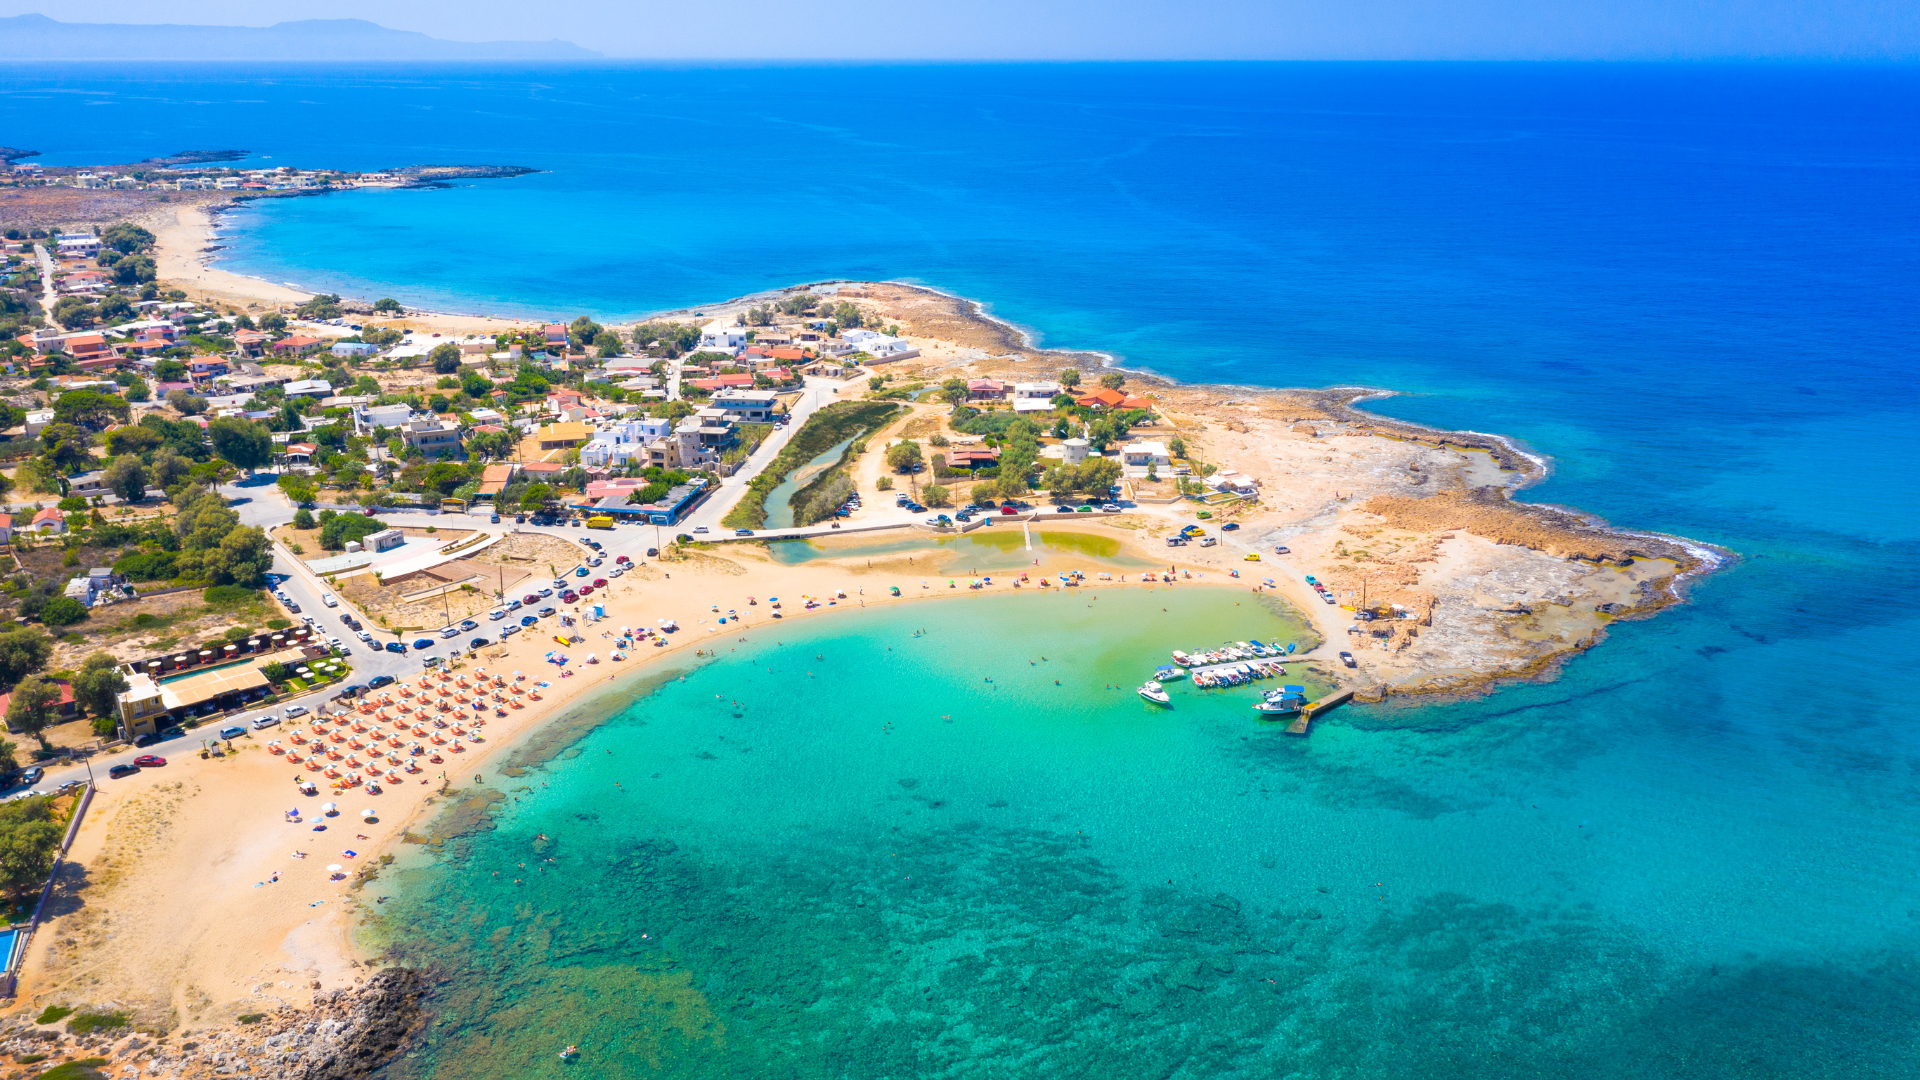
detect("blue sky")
[5,0,1916,58]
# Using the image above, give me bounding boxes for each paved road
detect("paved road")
[33,243,55,321]
[675,375,854,534]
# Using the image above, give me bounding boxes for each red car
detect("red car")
[133,755,167,768]
[615,555,631,564]
[578,585,594,596]
[561,591,579,604]
[593,578,608,588]
[523,593,541,605]
[1000,506,1016,514]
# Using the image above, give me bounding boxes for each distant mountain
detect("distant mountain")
[0,14,601,60]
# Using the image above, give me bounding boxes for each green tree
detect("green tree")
[922,484,951,508]
[292,507,316,529]
[373,298,402,314]
[152,358,188,382]
[519,484,553,512]
[258,312,288,334]
[111,254,156,285]
[40,424,95,472]
[1099,372,1126,390]
[0,797,64,899]
[874,475,893,491]
[37,596,88,628]
[317,513,387,551]
[50,388,126,430]
[151,450,192,493]
[103,455,148,502]
[1058,368,1082,389]
[101,222,156,253]
[1168,436,1187,458]
[69,653,128,722]
[885,440,922,473]
[592,330,623,357]
[165,389,207,416]
[429,344,462,374]
[0,629,53,685]
[7,676,62,748]
[206,417,272,473]
[122,376,151,403]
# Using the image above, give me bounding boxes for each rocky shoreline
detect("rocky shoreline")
[0,968,432,1080]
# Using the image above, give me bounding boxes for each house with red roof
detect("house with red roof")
[271,335,326,357]
[688,373,755,393]
[284,443,318,465]
[967,378,1009,402]
[29,507,65,535]
[0,513,13,543]
[0,678,76,732]
[543,323,569,348]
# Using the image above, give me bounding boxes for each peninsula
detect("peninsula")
[0,187,1720,1076]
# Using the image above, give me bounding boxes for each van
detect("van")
[587,515,614,529]
[321,594,338,607]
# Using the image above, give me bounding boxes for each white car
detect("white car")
[321,593,338,607]
[284,705,308,719]
[692,526,709,534]
[251,715,281,730]
[326,635,343,647]
[356,630,374,642]
[501,624,521,637]
[610,567,625,577]
[439,626,459,638]
[488,609,507,621]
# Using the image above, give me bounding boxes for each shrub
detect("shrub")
[37,1056,109,1079]
[38,596,88,627]
[112,550,177,581]
[202,584,258,606]
[66,1010,128,1034]
[261,662,289,683]
[35,1005,72,1025]
[875,476,893,490]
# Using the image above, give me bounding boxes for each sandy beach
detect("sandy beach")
[14,522,1288,1036]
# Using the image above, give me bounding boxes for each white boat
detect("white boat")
[1137,680,1171,705]
[1253,699,1301,715]
[1154,666,1187,682]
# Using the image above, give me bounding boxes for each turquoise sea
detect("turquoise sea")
[4,63,1918,1076]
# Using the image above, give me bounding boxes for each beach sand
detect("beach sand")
[14,524,1268,1035]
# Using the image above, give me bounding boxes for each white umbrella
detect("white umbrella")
[321,802,337,814]
[326,864,343,873]
[360,809,376,817]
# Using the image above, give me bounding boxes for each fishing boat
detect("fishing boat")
[1137,680,1171,705]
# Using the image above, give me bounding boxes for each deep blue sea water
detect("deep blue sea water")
[5,63,1918,1076]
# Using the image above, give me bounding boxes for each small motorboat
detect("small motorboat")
[1253,699,1302,715]
[1154,665,1187,682]
[1137,680,1171,705]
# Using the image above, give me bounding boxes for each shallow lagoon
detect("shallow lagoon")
[367,585,1920,1079]
[764,526,1163,572]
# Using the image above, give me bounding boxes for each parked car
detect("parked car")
[338,613,355,624]
[645,548,659,557]
[413,639,434,650]
[610,567,625,577]
[491,514,501,523]
[325,636,344,648]
[422,655,444,667]
[1220,522,1239,531]
[1101,504,1122,514]
[560,591,579,604]
[285,705,309,718]
[458,619,479,632]
[16,766,43,787]
[578,585,594,596]
[357,630,374,643]
[1274,545,1290,554]
[502,624,522,637]
[108,763,141,779]
[593,578,608,588]
[286,602,301,613]
[218,725,247,740]
[587,557,603,566]
[693,526,710,534]
[369,675,395,689]
[251,715,281,730]
[537,587,554,598]
[488,609,507,621]
[469,637,491,649]
[615,555,631,564]
[322,593,338,607]
[1339,651,1356,668]
[386,642,408,654]
[537,607,556,618]
[574,567,590,577]
[506,599,523,610]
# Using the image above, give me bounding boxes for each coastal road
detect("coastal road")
[33,243,56,321]
[674,375,854,535]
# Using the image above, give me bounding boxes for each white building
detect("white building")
[1013,381,1063,413]
[578,417,674,468]
[840,328,920,363]
[1061,437,1091,466]
[710,389,779,423]
[56,234,101,257]
[353,403,414,435]
[1119,440,1171,476]
[697,321,747,355]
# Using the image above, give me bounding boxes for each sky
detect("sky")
[4,0,1917,59]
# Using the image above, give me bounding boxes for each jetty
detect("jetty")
[1286,688,1354,735]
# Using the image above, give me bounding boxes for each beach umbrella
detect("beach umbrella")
[326,864,343,873]
[321,802,338,814]
[360,808,375,817]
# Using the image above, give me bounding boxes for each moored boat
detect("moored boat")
[1137,680,1171,705]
